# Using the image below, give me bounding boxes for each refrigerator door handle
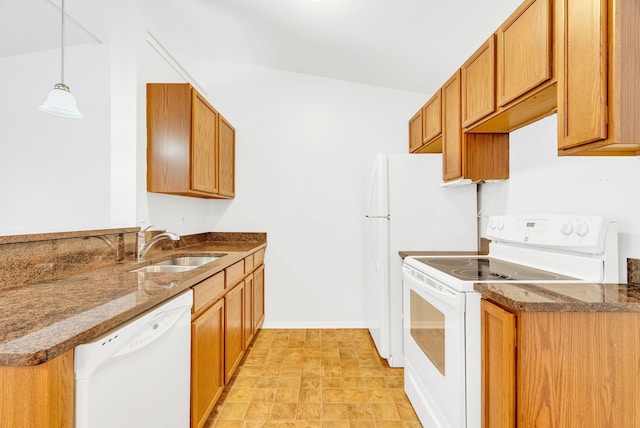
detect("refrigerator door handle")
[365,215,390,220]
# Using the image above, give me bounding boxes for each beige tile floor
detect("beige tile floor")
[204,329,421,428]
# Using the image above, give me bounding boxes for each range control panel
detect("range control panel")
[486,215,611,250]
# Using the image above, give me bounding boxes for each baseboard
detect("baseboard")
[261,321,369,329]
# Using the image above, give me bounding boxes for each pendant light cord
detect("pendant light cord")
[61,0,65,84]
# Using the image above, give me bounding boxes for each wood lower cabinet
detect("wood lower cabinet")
[147,83,236,198]
[0,349,74,428]
[191,298,224,428]
[481,300,516,428]
[190,251,266,426]
[253,264,265,331]
[557,0,640,155]
[224,282,244,383]
[481,298,640,427]
[243,274,254,348]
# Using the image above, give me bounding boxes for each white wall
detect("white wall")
[0,45,111,235]
[479,114,640,282]
[141,57,426,326]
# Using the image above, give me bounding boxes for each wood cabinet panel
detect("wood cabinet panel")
[423,90,443,144]
[253,248,265,266]
[191,93,219,194]
[224,283,244,383]
[557,0,640,155]
[557,0,607,150]
[191,299,224,428]
[442,71,463,181]
[193,271,224,315]
[462,36,496,127]
[147,84,192,193]
[218,115,235,198]
[225,260,245,289]
[0,349,74,428]
[253,264,265,331]
[243,275,254,348]
[408,109,423,153]
[481,300,516,428]
[497,0,553,107]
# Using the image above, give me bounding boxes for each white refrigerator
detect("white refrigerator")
[364,153,478,367]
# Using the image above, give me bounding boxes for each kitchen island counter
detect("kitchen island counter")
[0,233,266,366]
[475,281,640,312]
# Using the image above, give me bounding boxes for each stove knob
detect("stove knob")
[576,223,589,237]
[496,220,504,231]
[561,223,574,236]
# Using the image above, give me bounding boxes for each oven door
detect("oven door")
[403,263,467,428]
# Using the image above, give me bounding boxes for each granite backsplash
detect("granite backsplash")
[628,258,640,285]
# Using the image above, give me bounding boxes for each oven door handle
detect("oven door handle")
[403,266,465,312]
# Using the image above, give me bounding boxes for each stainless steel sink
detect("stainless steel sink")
[130,265,197,273]
[154,256,221,266]
[129,254,225,273]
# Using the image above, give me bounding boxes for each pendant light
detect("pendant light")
[39,0,83,118]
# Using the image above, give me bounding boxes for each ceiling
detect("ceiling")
[1,0,523,93]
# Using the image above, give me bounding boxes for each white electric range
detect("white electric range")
[401,214,619,428]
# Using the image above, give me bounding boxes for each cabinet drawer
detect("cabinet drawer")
[244,254,254,274]
[193,272,225,315]
[253,248,265,266]
[225,261,245,288]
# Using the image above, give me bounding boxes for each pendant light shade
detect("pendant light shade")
[39,83,83,118]
[39,0,83,119]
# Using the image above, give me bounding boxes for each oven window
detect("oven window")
[410,290,445,375]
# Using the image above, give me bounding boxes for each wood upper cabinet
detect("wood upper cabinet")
[191,298,224,428]
[496,0,553,107]
[443,71,510,183]
[557,0,640,155]
[409,91,443,154]
[147,83,236,198]
[462,36,496,128]
[422,90,443,151]
[408,109,423,153]
[218,115,236,198]
[481,298,640,427]
[442,71,464,181]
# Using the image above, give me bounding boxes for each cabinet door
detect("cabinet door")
[191,299,224,428]
[191,92,219,194]
[408,109,423,152]
[462,35,496,127]
[224,283,244,383]
[481,299,516,428]
[423,90,442,143]
[442,70,463,182]
[253,264,265,331]
[243,275,254,348]
[218,115,235,198]
[557,0,608,149]
[497,0,553,107]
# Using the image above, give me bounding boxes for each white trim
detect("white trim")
[144,31,207,96]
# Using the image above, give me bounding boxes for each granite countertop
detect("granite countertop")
[475,282,640,312]
[0,240,266,366]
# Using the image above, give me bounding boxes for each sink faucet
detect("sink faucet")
[137,226,180,261]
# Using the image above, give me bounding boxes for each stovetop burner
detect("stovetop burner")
[414,257,577,282]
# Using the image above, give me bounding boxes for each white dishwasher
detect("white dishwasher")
[75,289,193,428]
